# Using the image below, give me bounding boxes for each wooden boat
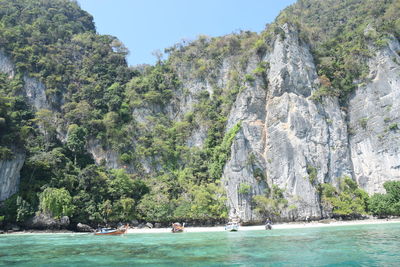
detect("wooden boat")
[94,225,128,236]
[225,221,239,232]
[171,222,184,233]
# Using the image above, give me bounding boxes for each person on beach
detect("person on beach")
[265,218,272,230]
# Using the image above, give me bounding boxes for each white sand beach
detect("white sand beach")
[127,218,400,234]
[4,218,399,235]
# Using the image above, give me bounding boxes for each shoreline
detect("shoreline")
[127,218,400,234]
[2,218,400,235]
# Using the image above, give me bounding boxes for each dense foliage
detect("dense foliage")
[253,185,289,220]
[0,73,34,159]
[38,187,74,218]
[369,181,400,217]
[319,177,369,218]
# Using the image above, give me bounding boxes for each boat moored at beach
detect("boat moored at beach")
[225,221,239,232]
[94,225,128,236]
[171,222,185,233]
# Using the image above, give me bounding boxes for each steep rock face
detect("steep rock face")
[264,25,353,221]
[0,153,25,201]
[87,139,120,169]
[173,59,233,148]
[223,24,353,222]
[0,50,49,111]
[23,75,49,111]
[0,50,15,78]
[348,38,400,194]
[0,51,22,202]
[0,51,49,201]
[222,55,268,222]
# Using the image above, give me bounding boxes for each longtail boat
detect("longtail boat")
[225,221,239,232]
[94,225,128,236]
[171,222,184,233]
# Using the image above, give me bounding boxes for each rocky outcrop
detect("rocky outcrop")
[86,138,142,173]
[87,138,121,169]
[25,213,70,230]
[221,25,400,223]
[263,24,353,221]
[76,223,94,232]
[0,50,49,111]
[145,222,153,228]
[0,152,25,201]
[0,50,15,78]
[223,24,353,222]
[222,55,268,222]
[0,50,49,201]
[23,75,49,110]
[348,38,400,194]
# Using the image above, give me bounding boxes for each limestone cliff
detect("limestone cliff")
[222,26,400,222]
[0,153,25,201]
[223,24,354,222]
[0,51,15,78]
[349,38,400,194]
[0,50,49,111]
[4,25,395,222]
[0,50,49,201]
[0,0,399,224]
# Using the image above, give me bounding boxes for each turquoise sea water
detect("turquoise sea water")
[1,223,400,266]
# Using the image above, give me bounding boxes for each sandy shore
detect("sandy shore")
[2,218,399,235]
[127,218,400,234]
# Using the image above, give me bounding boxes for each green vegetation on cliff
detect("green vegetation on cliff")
[0,0,399,229]
[0,73,33,159]
[253,185,289,219]
[0,0,244,227]
[277,0,400,104]
[319,177,369,218]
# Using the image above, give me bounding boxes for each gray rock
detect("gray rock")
[348,37,400,194]
[0,152,25,201]
[76,223,94,232]
[0,51,49,111]
[154,223,162,228]
[222,24,353,222]
[60,216,70,227]
[26,213,69,230]
[221,24,400,223]
[130,219,139,226]
[11,225,21,231]
[23,75,49,110]
[0,50,15,78]
[87,138,121,170]
[145,222,153,228]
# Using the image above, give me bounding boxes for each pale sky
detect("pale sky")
[77,0,296,65]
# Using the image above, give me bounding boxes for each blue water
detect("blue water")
[1,223,400,266]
